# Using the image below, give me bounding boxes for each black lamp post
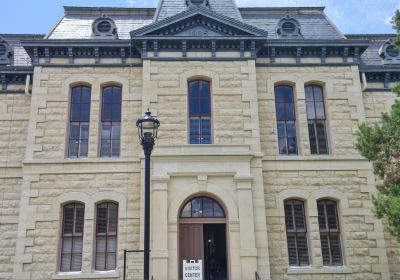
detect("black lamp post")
[136,109,160,280]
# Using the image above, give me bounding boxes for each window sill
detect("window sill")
[52,271,120,279]
[287,267,352,275]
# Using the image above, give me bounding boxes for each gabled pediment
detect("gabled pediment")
[130,7,268,38]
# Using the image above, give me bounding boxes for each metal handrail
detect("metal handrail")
[255,272,261,280]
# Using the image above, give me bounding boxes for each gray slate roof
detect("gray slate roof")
[346,34,396,67]
[154,0,242,22]
[48,6,345,40]
[47,7,155,39]
[240,7,344,39]
[1,34,44,66]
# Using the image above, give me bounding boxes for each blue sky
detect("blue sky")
[1,0,399,35]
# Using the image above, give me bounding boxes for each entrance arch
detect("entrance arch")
[179,196,228,280]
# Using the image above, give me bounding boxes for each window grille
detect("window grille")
[60,203,84,272]
[284,200,309,266]
[317,200,343,266]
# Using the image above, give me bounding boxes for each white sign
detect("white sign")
[125,252,144,280]
[183,260,203,280]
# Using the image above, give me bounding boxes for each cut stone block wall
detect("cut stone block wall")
[264,169,389,280]
[0,92,30,280]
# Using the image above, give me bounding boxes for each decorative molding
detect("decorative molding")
[0,66,33,91]
[131,7,268,38]
[0,36,12,65]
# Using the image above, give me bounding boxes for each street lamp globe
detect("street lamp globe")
[136,109,160,142]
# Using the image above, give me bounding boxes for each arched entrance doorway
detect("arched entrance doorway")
[179,196,228,280]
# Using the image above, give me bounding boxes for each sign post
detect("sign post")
[183,260,203,280]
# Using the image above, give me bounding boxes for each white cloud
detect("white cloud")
[384,16,393,26]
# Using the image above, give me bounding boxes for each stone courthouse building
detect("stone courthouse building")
[1,0,400,279]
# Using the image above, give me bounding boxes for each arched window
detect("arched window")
[305,85,329,155]
[284,200,309,266]
[60,203,85,272]
[68,86,91,158]
[317,199,343,266]
[100,86,122,157]
[95,202,118,271]
[275,85,297,155]
[180,196,224,218]
[188,80,212,144]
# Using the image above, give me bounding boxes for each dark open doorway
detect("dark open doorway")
[179,196,228,280]
[203,224,227,280]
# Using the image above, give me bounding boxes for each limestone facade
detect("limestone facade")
[0,2,400,280]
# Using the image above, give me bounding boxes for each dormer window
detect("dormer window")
[92,15,118,39]
[186,0,209,8]
[386,45,399,58]
[0,38,12,65]
[97,21,112,33]
[379,40,400,64]
[277,16,302,38]
[282,22,296,34]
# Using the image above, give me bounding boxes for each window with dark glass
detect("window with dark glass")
[275,85,297,155]
[317,200,343,266]
[95,202,118,271]
[188,80,212,144]
[284,200,309,266]
[305,85,329,155]
[68,86,91,158]
[180,197,224,218]
[100,86,121,157]
[60,203,84,272]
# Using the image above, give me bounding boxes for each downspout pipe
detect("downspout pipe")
[361,72,368,91]
[25,74,30,95]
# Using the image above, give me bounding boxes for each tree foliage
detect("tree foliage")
[393,9,400,47]
[356,10,400,240]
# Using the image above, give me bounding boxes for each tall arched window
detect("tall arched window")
[284,199,309,266]
[100,86,122,157]
[68,86,91,158]
[305,85,329,155]
[188,80,212,144]
[95,202,118,271]
[275,85,297,155]
[317,199,343,266]
[60,203,85,272]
